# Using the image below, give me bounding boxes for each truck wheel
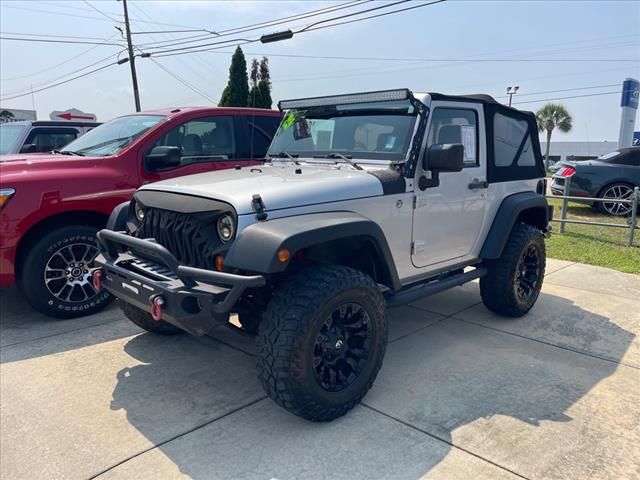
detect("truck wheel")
[19,225,113,319]
[257,265,387,422]
[480,223,546,317]
[119,301,183,335]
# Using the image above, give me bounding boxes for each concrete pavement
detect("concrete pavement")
[1,259,638,479]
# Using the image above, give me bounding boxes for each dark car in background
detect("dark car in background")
[0,120,101,155]
[551,147,640,216]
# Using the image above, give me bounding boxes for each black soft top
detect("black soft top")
[428,92,498,104]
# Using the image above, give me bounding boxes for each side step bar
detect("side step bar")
[385,267,487,308]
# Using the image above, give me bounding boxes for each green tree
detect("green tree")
[218,46,249,107]
[0,110,15,123]
[248,58,262,108]
[536,103,573,170]
[247,56,273,108]
[257,57,272,109]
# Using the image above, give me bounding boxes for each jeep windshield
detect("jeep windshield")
[60,114,165,157]
[267,100,418,162]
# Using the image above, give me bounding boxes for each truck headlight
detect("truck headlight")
[134,202,145,221]
[0,188,15,211]
[217,214,235,242]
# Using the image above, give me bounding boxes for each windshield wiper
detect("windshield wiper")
[268,151,300,164]
[53,149,84,156]
[314,152,363,170]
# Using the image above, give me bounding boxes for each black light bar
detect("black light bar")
[278,88,412,110]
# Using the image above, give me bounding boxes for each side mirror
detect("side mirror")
[145,146,181,170]
[19,144,37,154]
[423,143,464,172]
[418,143,464,190]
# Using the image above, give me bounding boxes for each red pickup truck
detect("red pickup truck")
[0,107,280,318]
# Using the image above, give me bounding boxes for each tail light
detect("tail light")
[558,166,576,177]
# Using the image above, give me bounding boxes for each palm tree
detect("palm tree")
[536,103,573,170]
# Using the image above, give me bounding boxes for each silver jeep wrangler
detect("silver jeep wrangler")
[94,88,551,421]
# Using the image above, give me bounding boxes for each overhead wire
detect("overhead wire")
[0,62,119,101]
[148,58,217,103]
[1,32,122,82]
[147,0,447,57]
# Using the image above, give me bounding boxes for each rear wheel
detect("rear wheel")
[19,225,113,319]
[257,265,387,421]
[480,223,545,317]
[597,183,635,216]
[120,301,183,335]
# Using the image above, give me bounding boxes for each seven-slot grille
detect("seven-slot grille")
[135,208,223,269]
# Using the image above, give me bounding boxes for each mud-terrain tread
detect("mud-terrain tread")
[257,265,386,422]
[480,223,545,317]
[120,300,184,335]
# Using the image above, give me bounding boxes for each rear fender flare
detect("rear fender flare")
[480,192,550,260]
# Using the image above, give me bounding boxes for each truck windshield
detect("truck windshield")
[61,114,165,156]
[0,123,27,155]
[267,100,418,161]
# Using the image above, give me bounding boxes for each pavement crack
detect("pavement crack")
[452,317,639,371]
[360,404,531,480]
[87,396,268,480]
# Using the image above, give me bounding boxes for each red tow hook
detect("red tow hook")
[150,295,165,321]
[92,269,103,290]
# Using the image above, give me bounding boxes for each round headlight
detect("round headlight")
[134,202,145,221]
[217,214,235,242]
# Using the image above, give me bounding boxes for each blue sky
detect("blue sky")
[1,0,639,141]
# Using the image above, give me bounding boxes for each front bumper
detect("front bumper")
[94,229,265,336]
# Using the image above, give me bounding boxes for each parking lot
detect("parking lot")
[1,258,638,480]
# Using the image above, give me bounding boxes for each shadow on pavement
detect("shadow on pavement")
[0,287,141,364]
[106,290,635,479]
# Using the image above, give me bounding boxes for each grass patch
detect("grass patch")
[546,198,640,274]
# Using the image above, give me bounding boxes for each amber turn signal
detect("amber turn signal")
[277,249,290,263]
[215,255,224,272]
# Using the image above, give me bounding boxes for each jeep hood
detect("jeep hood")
[140,163,387,215]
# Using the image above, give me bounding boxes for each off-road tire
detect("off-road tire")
[119,300,184,335]
[19,225,113,319]
[480,223,545,317]
[257,265,387,422]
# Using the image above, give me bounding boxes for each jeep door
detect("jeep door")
[411,102,487,267]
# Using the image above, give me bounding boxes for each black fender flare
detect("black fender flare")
[224,211,402,290]
[106,201,130,231]
[480,192,550,260]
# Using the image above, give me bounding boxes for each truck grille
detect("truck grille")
[135,208,222,269]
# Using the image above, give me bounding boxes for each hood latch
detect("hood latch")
[252,194,268,221]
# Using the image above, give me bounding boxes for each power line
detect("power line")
[300,0,439,32]
[1,2,203,31]
[0,4,118,23]
[148,0,447,57]
[129,2,226,89]
[513,91,622,105]
[1,52,122,97]
[130,0,370,51]
[496,83,620,99]
[82,0,122,23]
[0,36,124,47]
[0,31,112,41]
[149,58,216,103]
[0,62,118,101]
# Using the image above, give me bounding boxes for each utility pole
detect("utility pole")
[121,0,141,111]
[506,85,519,107]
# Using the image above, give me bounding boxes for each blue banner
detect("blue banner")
[621,78,639,109]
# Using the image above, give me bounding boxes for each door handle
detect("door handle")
[468,179,489,190]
